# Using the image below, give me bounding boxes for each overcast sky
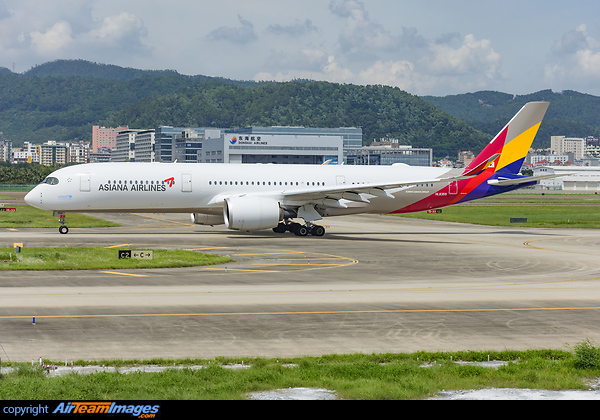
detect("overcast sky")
[1,0,600,97]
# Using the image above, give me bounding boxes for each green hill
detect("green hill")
[422,90,600,148]
[0,59,490,158]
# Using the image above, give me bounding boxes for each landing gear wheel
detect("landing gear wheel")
[310,225,326,237]
[293,224,309,237]
[273,222,287,233]
[59,225,69,234]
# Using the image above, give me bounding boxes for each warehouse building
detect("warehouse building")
[534,166,600,191]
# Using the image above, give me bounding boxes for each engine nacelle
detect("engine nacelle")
[190,213,224,225]
[224,195,283,231]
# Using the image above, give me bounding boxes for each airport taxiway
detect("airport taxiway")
[1,211,600,361]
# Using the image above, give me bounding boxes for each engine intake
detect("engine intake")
[224,195,283,231]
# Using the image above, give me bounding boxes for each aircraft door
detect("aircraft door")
[449,181,458,195]
[181,173,192,192]
[336,175,346,185]
[80,173,90,192]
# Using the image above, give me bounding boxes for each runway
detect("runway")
[1,211,600,361]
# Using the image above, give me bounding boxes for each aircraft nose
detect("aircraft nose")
[24,188,38,207]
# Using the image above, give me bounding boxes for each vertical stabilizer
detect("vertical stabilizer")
[463,102,549,176]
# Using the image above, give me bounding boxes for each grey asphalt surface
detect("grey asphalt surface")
[1,208,600,362]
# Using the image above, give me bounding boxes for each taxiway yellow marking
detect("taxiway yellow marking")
[98,271,148,277]
[7,228,18,231]
[233,252,305,256]
[104,244,131,249]
[2,306,600,320]
[131,213,194,226]
[524,237,599,257]
[188,247,231,251]
[201,267,282,273]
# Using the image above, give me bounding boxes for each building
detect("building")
[92,126,129,153]
[551,136,585,160]
[585,136,600,158]
[529,154,570,166]
[114,125,362,165]
[346,145,432,166]
[40,141,68,166]
[458,150,475,167]
[202,130,344,164]
[0,139,12,163]
[67,142,90,164]
[89,148,111,163]
[154,126,208,163]
[12,142,39,164]
[534,166,600,191]
[132,130,156,162]
[112,130,140,162]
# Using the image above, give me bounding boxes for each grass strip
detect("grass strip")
[0,343,599,400]
[396,205,600,228]
[0,247,232,271]
[0,205,120,229]
[477,193,600,204]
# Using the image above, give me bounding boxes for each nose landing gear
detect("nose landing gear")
[54,211,69,234]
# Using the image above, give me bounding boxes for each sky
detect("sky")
[1,0,600,97]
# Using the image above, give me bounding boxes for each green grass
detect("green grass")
[0,205,120,229]
[0,247,233,271]
[478,193,600,204]
[0,344,598,400]
[397,205,600,228]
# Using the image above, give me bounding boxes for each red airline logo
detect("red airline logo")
[164,177,175,187]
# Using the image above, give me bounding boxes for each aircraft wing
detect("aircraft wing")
[280,173,472,207]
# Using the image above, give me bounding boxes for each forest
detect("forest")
[2,59,600,159]
[0,60,486,158]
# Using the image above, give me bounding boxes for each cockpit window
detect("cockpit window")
[41,177,59,185]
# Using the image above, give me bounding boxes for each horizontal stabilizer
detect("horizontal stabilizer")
[487,173,572,187]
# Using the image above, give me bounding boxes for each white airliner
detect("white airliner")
[25,102,558,236]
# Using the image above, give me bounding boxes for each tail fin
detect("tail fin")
[463,102,549,176]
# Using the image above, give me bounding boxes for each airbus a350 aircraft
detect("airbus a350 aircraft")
[26,101,559,236]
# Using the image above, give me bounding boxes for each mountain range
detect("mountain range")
[1,60,599,158]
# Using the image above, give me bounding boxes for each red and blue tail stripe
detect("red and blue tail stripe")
[392,102,549,214]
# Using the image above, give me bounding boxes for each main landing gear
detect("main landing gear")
[273,221,326,237]
[54,211,69,234]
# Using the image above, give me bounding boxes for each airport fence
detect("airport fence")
[0,184,36,192]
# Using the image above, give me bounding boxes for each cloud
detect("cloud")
[357,60,416,91]
[266,48,329,72]
[207,15,257,44]
[254,55,353,84]
[425,34,503,80]
[81,12,150,56]
[266,19,319,37]
[0,0,11,20]
[545,24,600,87]
[329,0,408,59]
[30,21,73,55]
[254,1,506,95]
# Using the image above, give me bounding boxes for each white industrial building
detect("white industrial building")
[202,132,344,164]
[534,166,600,191]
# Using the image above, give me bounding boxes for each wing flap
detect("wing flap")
[281,173,473,207]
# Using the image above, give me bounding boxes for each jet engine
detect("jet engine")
[190,213,224,226]
[224,195,283,231]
